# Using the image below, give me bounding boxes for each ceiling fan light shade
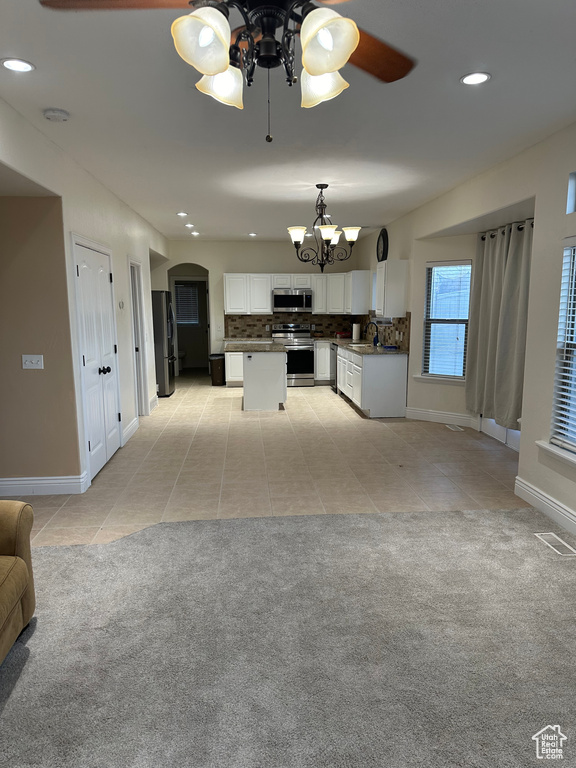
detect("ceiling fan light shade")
[342,226,361,242]
[171,7,231,76]
[300,69,349,108]
[195,66,243,109]
[318,224,338,241]
[300,8,360,77]
[330,230,342,246]
[288,226,307,245]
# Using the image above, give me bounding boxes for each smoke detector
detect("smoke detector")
[43,108,70,122]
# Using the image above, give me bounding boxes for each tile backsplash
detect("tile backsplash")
[225,313,365,338]
[225,312,411,352]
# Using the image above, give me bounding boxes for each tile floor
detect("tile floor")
[15,371,524,547]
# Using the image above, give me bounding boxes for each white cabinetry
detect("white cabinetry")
[249,274,272,313]
[311,274,327,313]
[337,348,407,417]
[327,271,370,314]
[225,352,244,385]
[272,274,292,288]
[292,274,311,288]
[272,274,311,289]
[375,260,408,318]
[314,341,331,381]
[327,273,346,313]
[242,352,287,411]
[224,274,250,314]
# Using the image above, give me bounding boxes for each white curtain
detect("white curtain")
[465,220,533,430]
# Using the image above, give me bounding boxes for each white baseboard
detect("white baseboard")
[515,477,576,536]
[122,417,139,443]
[149,395,158,412]
[0,471,90,496]
[405,407,481,430]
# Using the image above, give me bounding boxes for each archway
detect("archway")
[168,263,210,375]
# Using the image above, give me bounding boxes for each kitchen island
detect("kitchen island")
[225,342,287,411]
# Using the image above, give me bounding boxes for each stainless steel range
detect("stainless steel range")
[271,323,315,387]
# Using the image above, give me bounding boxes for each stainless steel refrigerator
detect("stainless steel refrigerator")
[151,290,176,397]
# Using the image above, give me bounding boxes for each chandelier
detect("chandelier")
[171,1,360,110]
[287,184,360,272]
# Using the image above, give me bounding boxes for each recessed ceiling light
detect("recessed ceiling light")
[177,211,188,217]
[185,223,194,228]
[460,72,491,85]
[191,231,200,236]
[248,233,257,237]
[1,58,35,73]
[305,233,314,238]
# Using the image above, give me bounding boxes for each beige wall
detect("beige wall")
[152,240,363,353]
[0,197,80,478]
[358,121,576,523]
[0,96,167,483]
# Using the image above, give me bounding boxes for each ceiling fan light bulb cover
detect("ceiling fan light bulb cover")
[300,69,349,108]
[301,8,360,77]
[195,67,244,109]
[318,224,338,241]
[331,230,342,246]
[342,226,361,242]
[288,226,307,244]
[171,7,230,76]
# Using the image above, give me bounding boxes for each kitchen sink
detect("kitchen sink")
[348,343,373,349]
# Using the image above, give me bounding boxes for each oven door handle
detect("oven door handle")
[285,346,315,352]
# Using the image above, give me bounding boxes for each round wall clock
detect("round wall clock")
[376,228,389,262]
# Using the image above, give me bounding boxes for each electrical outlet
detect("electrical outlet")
[266,325,270,331]
[22,355,44,370]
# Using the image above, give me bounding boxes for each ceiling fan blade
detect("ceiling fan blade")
[350,29,415,83]
[39,0,192,9]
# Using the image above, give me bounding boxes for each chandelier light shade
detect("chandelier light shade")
[300,69,349,109]
[300,8,360,77]
[288,184,360,272]
[195,65,244,109]
[171,7,231,76]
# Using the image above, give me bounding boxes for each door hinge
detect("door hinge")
[135,346,139,352]
[82,355,85,366]
[76,265,79,277]
[88,440,91,452]
[109,273,113,283]
[114,344,118,354]
[118,413,122,422]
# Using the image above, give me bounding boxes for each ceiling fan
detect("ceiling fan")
[39,1,416,94]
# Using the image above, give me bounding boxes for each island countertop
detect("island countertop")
[224,341,287,353]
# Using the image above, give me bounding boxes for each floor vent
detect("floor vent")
[445,424,464,431]
[535,532,576,556]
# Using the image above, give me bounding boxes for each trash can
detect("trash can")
[209,354,225,386]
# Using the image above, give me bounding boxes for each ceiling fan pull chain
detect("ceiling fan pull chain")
[266,69,273,143]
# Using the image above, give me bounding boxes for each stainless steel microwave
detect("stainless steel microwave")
[272,288,313,313]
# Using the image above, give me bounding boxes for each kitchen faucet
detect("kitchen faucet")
[365,321,379,346]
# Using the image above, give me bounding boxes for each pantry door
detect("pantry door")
[75,240,121,480]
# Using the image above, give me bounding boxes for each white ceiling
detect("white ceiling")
[1,0,575,241]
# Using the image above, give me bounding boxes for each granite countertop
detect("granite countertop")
[224,341,286,353]
[225,337,406,356]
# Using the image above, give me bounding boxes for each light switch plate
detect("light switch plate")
[22,355,44,370]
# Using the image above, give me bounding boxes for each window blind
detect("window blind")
[423,262,471,378]
[551,246,576,453]
[174,281,200,325]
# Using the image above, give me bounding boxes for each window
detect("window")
[423,262,472,378]
[174,281,200,325]
[551,246,576,453]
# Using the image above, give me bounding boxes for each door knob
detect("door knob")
[99,366,112,375]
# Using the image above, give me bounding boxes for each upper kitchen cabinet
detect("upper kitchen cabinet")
[249,274,272,314]
[375,261,408,318]
[328,270,370,314]
[272,274,312,289]
[224,274,250,314]
[311,274,327,314]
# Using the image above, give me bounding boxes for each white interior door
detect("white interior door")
[76,242,121,480]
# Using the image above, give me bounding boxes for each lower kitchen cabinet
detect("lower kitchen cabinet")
[224,351,243,385]
[337,349,407,417]
[314,341,331,381]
